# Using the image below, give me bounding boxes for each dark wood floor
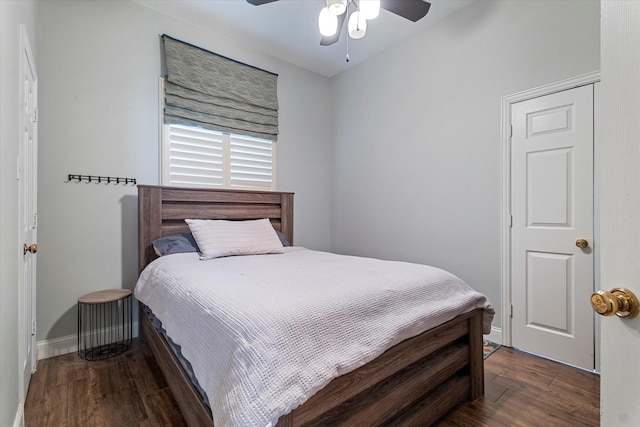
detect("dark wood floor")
[25,341,187,426]
[25,341,599,426]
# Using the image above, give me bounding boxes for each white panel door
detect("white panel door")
[599,1,640,424]
[18,25,38,400]
[511,84,594,370]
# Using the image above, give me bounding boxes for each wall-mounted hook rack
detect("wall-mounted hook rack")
[64,174,137,186]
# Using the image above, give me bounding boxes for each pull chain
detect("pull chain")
[346,26,350,62]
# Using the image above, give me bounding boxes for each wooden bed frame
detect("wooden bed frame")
[137,185,484,426]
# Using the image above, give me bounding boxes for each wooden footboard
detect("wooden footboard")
[279,307,484,426]
[140,303,483,427]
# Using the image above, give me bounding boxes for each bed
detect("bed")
[136,185,492,427]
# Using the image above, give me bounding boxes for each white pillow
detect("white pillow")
[185,218,284,260]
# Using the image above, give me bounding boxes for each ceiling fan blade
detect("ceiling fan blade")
[380,0,431,22]
[320,12,347,46]
[246,0,279,5]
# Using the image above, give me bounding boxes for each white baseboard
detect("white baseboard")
[37,333,77,360]
[13,402,24,427]
[486,326,502,345]
[37,321,138,360]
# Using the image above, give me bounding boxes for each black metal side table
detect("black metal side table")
[77,289,133,360]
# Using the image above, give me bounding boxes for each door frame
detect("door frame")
[500,71,600,364]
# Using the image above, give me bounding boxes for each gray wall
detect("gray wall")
[36,0,333,342]
[330,0,600,329]
[35,0,600,349]
[0,1,37,424]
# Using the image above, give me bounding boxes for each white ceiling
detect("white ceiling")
[134,0,475,77]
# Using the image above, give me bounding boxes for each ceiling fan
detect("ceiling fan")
[246,0,432,46]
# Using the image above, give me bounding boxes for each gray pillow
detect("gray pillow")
[152,233,200,256]
[275,230,290,247]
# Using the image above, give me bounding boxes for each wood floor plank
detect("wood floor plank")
[502,375,600,425]
[549,374,600,410]
[30,382,69,426]
[139,388,188,427]
[485,350,557,390]
[493,388,589,427]
[67,376,101,426]
[483,378,508,403]
[25,341,598,427]
[126,342,170,397]
[435,398,527,427]
[92,359,149,426]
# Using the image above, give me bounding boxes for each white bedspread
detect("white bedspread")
[135,247,494,427]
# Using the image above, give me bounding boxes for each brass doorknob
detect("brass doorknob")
[23,243,37,255]
[591,288,639,318]
[576,238,589,248]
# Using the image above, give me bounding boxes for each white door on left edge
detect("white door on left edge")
[510,84,594,370]
[18,25,38,400]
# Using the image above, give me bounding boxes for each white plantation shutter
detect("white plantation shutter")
[162,123,276,190]
[164,125,224,187]
[230,134,274,189]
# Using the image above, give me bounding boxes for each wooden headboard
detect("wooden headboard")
[137,185,294,274]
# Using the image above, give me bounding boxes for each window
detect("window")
[158,36,279,191]
[161,123,276,190]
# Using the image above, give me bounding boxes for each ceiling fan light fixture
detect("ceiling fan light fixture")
[348,10,367,39]
[318,7,338,36]
[360,0,380,20]
[327,0,347,16]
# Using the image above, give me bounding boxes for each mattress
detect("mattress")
[135,247,494,427]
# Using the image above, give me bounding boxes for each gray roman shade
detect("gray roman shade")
[162,35,279,141]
